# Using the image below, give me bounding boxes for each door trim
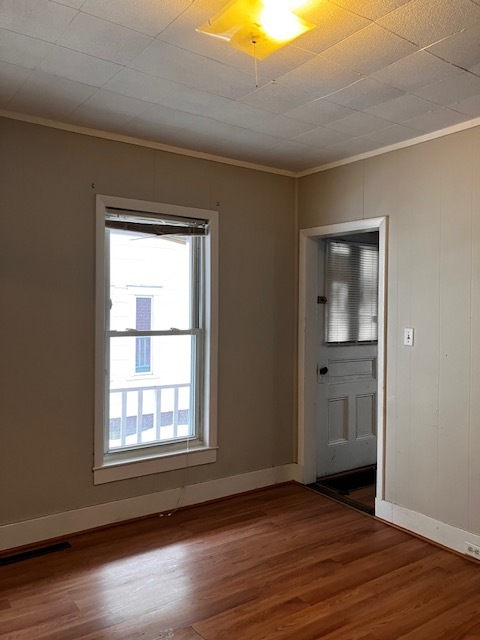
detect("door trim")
[297,217,388,507]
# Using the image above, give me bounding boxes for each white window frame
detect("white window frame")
[94,195,218,485]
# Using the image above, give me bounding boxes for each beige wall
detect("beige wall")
[299,126,480,534]
[0,117,296,525]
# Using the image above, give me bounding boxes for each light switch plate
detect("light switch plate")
[404,327,414,346]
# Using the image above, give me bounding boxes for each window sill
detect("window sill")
[93,446,217,485]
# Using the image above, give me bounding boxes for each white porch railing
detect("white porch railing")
[109,383,191,448]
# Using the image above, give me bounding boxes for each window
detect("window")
[95,196,218,484]
[325,240,378,344]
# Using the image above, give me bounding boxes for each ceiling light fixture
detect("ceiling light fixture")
[196,0,316,60]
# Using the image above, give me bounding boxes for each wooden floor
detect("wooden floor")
[1,484,480,640]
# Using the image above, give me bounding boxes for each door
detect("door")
[316,238,378,478]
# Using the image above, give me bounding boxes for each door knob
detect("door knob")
[319,366,328,375]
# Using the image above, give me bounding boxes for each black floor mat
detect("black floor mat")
[307,466,376,515]
[319,466,376,495]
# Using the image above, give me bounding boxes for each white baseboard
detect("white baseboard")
[290,463,305,483]
[6,470,476,559]
[375,498,480,558]
[0,464,300,552]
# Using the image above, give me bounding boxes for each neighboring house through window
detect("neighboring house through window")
[135,297,152,373]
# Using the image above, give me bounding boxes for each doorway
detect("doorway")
[298,218,387,516]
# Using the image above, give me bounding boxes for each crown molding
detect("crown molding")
[0,110,296,178]
[296,115,480,177]
[2,109,479,179]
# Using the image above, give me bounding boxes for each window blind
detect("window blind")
[325,240,378,344]
[105,207,208,236]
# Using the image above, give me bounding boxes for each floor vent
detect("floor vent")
[0,541,72,566]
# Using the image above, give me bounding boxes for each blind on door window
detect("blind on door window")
[325,241,378,344]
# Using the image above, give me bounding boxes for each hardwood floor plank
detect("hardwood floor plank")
[193,546,446,640]
[395,590,480,639]
[1,486,479,640]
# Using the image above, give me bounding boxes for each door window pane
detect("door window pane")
[326,241,378,344]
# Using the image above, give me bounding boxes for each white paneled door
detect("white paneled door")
[316,239,378,478]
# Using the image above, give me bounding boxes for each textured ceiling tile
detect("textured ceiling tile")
[285,98,357,126]
[321,24,417,75]
[81,0,192,37]
[240,81,314,114]
[104,68,231,116]
[252,114,317,139]
[293,2,370,54]
[201,0,238,12]
[130,103,205,129]
[0,61,31,106]
[325,111,390,135]
[157,2,236,64]
[57,13,152,65]
[0,29,53,69]
[325,0,411,21]
[74,89,153,118]
[402,106,472,132]
[371,50,462,92]
[7,70,96,119]
[226,46,315,79]
[39,46,122,87]
[426,28,480,71]
[365,94,436,123]
[104,68,176,103]
[2,0,479,171]
[413,71,480,106]
[449,94,480,116]
[0,0,76,42]
[209,101,274,128]
[51,0,85,7]
[327,136,380,154]
[129,39,195,76]
[155,82,233,116]
[294,126,354,147]
[327,78,405,110]
[377,0,480,48]
[362,123,422,145]
[223,126,287,150]
[129,40,262,99]
[277,55,360,98]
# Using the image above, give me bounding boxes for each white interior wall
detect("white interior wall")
[299,126,480,536]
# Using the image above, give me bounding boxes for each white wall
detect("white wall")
[299,126,480,535]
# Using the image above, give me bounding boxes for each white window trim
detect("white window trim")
[94,195,218,485]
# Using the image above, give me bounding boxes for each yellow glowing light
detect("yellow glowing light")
[259,5,308,42]
[196,0,316,60]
